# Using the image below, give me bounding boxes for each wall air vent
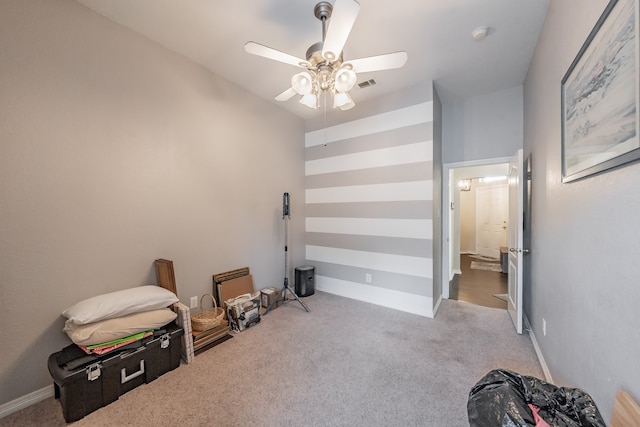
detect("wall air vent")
[357,79,377,89]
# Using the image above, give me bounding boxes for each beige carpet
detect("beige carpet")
[0,291,543,427]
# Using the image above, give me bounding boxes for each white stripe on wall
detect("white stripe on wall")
[306,245,432,278]
[305,102,434,147]
[306,180,433,204]
[305,141,433,176]
[316,275,433,317]
[306,217,433,239]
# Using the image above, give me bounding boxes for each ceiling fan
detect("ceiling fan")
[244,0,408,111]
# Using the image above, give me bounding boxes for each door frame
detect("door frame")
[441,156,511,302]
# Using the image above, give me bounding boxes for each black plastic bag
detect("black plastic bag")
[467,369,606,427]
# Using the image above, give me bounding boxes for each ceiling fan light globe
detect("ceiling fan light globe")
[299,93,318,109]
[333,91,353,108]
[335,68,357,92]
[291,72,313,95]
[340,99,355,110]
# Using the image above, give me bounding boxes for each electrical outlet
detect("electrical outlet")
[190,296,198,309]
[365,273,372,283]
[542,318,547,336]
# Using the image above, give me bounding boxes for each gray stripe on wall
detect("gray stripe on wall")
[305,200,433,219]
[305,232,433,258]
[305,162,433,189]
[305,122,433,161]
[307,260,431,296]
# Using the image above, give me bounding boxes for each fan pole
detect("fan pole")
[265,193,310,314]
[314,1,332,41]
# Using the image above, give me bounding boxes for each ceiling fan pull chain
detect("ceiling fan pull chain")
[323,92,328,146]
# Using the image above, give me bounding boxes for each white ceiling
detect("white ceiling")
[75,0,549,120]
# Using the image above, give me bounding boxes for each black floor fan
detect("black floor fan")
[265,192,310,314]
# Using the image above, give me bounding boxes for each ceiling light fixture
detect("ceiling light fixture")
[471,26,491,41]
[287,4,359,110]
[244,0,408,112]
[290,62,357,110]
[479,175,507,183]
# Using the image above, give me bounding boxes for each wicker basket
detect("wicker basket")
[191,294,225,332]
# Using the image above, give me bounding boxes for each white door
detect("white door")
[508,149,524,333]
[477,184,508,259]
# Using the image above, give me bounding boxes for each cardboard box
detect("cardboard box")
[217,274,255,308]
[261,287,282,309]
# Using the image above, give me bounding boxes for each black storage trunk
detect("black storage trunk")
[48,323,183,423]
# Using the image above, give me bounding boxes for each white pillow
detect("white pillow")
[62,285,178,325]
[63,308,177,346]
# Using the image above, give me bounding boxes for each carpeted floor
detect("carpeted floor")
[0,291,543,427]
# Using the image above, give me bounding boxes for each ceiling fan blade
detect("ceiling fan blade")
[321,0,360,62]
[345,51,408,73]
[244,42,310,68]
[275,87,297,101]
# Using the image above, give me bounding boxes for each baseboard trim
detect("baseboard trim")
[316,275,434,318]
[524,315,553,384]
[0,385,54,419]
[433,294,443,316]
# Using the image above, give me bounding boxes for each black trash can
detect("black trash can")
[294,265,315,297]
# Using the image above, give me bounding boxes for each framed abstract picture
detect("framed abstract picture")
[561,0,640,183]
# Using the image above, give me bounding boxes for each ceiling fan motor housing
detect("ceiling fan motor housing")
[306,41,343,69]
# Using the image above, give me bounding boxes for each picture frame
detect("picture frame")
[561,0,640,183]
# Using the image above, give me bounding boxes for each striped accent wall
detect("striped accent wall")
[305,100,435,317]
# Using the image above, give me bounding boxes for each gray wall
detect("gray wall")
[524,0,640,420]
[0,0,304,405]
[440,87,523,295]
[304,83,437,317]
[442,85,524,164]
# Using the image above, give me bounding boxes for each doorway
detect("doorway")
[449,253,508,309]
[442,158,511,309]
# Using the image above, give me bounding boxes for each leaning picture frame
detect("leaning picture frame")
[561,0,640,183]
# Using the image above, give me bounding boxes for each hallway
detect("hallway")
[449,254,508,309]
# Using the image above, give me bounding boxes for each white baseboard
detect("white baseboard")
[433,294,443,316]
[316,275,434,318]
[0,385,54,419]
[524,315,553,384]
